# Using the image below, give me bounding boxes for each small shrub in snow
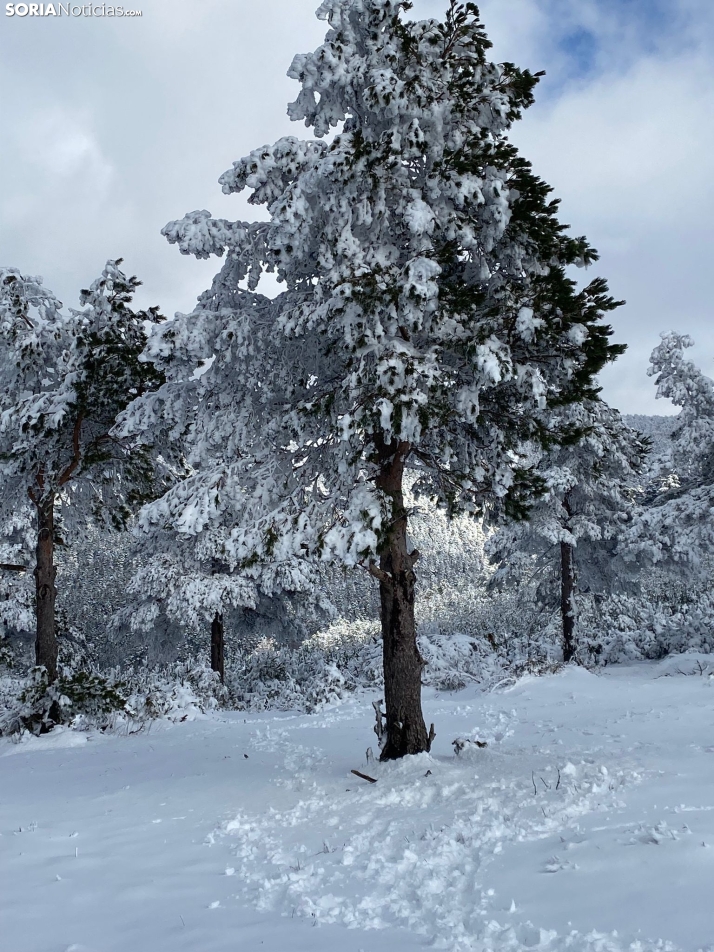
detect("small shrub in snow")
[122,662,224,723]
[225,621,383,712]
[0,660,225,737]
[0,666,127,736]
[419,632,502,691]
[0,634,15,670]
[223,623,515,708]
[653,652,714,678]
[575,572,714,664]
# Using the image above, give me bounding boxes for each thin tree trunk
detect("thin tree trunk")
[34,496,58,683]
[560,494,576,663]
[211,612,225,683]
[375,440,433,761]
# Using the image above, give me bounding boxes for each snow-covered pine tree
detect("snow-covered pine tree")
[487,400,649,662]
[125,0,625,758]
[0,261,167,683]
[631,332,714,569]
[115,496,316,682]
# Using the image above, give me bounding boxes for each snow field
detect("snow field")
[1,660,714,951]
[220,711,634,947]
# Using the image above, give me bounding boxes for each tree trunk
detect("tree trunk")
[34,496,58,683]
[375,440,433,761]
[211,612,225,683]
[560,494,576,663]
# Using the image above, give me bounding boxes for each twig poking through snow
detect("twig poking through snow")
[351,769,377,784]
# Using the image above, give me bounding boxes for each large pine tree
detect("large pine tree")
[127,0,625,758]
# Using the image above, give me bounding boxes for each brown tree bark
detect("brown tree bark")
[211,612,225,683]
[560,494,576,663]
[34,496,58,682]
[373,440,434,761]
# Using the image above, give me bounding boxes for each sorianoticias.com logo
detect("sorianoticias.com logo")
[6,3,142,14]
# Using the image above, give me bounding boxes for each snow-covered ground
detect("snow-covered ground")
[2,658,714,952]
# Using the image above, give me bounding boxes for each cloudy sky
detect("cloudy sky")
[2,0,713,414]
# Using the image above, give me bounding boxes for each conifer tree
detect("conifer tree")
[487,400,649,662]
[114,498,315,683]
[126,0,624,757]
[0,261,167,683]
[630,332,714,568]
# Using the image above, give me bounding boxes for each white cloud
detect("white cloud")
[15,110,114,187]
[509,45,714,413]
[513,55,714,233]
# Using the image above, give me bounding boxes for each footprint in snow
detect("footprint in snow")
[559,833,587,850]
[542,854,578,872]
[625,821,679,845]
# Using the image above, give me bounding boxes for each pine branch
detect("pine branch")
[366,560,391,584]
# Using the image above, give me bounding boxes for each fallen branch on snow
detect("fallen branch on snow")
[351,769,378,784]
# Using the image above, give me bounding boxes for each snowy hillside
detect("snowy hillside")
[2,660,713,952]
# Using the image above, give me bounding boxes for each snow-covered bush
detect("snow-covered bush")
[576,570,714,664]
[225,620,520,706]
[121,661,225,723]
[477,555,713,667]
[225,621,383,712]
[0,510,35,670]
[0,633,17,669]
[0,666,127,736]
[0,658,226,737]
[419,632,495,690]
